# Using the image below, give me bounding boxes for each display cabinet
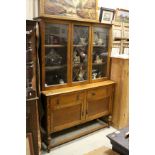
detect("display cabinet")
[26,20,38,99]
[39,18,112,90]
[26,20,41,155]
[38,17,115,152]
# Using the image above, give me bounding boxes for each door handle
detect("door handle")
[86,110,88,115]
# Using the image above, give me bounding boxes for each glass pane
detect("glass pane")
[45,23,68,86]
[72,25,89,82]
[26,22,37,99]
[92,27,109,80]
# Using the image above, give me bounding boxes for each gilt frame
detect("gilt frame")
[38,0,98,22]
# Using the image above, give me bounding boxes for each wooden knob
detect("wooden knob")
[92,92,96,96]
[77,95,79,100]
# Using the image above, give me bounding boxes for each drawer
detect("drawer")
[49,91,84,108]
[87,87,108,101]
[87,85,114,101]
[59,92,84,105]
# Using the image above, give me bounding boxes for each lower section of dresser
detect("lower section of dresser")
[41,81,115,152]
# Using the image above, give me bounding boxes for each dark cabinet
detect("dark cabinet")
[26,20,41,155]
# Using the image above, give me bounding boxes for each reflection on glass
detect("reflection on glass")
[45,23,68,86]
[92,27,109,80]
[72,25,89,82]
[26,23,36,99]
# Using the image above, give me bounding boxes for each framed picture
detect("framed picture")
[111,47,120,57]
[99,7,114,24]
[113,29,122,38]
[39,0,98,22]
[114,9,129,23]
[124,47,129,55]
[123,28,129,39]
[26,133,34,155]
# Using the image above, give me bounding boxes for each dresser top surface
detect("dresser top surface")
[41,80,115,96]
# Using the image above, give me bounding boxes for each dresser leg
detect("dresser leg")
[108,115,112,128]
[47,134,51,153]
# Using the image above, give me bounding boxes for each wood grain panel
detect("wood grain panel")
[87,97,109,117]
[59,92,84,105]
[42,80,115,96]
[53,104,82,130]
[87,87,108,101]
[26,100,40,155]
[110,58,129,129]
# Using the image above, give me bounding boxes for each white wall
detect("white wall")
[26,0,129,19]
[26,0,34,20]
[98,0,129,9]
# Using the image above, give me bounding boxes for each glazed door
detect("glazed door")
[42,21,70,90]
[71,24,90,85]
[26,21,37,98]
[91,26,110,81]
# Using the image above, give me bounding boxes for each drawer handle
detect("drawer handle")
[76,95,79,100]
[57,99,59,105]
[86,110,88,115]
[92,92,96,96]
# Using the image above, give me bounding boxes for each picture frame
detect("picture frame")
[111,47,120,57]
[113,29,122,38]
[123,47,129,55]
[123,41,129,55]
[114,9,129,24]
[38,0,98,22]
[123,28,129,39]
[26,133,34,155]
[99,7,114,24]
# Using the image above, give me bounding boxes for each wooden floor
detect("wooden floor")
[84,146,119,155]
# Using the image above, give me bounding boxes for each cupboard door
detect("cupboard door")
[72,25,90,83]
[49,92,84,132]
[44,23,69,88]
[86,86,112,120]
[92,26,109,81]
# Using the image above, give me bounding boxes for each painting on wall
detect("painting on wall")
[40,0,98,21]
[114,9,129,23]
[99,7,114,23]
